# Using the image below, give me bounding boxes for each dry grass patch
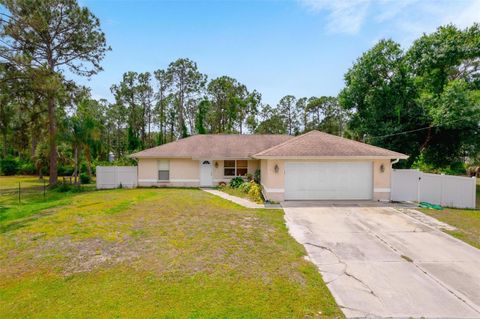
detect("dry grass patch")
[0,188,342,318]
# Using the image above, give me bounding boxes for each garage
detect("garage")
[284,161,373,200]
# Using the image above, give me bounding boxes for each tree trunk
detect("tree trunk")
[2,129,6,158]
[73,143,78,185]
[85,144,92,177]
[420,126,433,151]
[48,96,58,185]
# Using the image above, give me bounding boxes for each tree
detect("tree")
[341,25,480,168]
[166,58,206,137]
[277,95,298,135]
[339,39,424,165]
[405,24,480,166]
[0,0,109,184]
[195,99,210,134]
[255,104,287,134]
[154,69,171,145]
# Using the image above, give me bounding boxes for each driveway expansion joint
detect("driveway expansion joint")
[284,203,480,318]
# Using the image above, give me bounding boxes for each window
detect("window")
[158,160,170,181]
[224,160,236,177]
[223,160,248,177]
[237,160,248,176]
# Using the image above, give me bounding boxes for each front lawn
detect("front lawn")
[0,186,342,318]
[420,181,480,249]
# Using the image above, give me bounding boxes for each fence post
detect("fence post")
[440,173,445,206]
[43,179,46,199]
[18,182,21,203]
[417,172,421,203]
[473,177,477,209]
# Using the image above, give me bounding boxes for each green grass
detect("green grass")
[420,182,480,249]
[0,187,342,318]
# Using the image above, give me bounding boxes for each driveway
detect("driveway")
[283,202,480,318]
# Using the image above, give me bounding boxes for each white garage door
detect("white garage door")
[285,162,373,200]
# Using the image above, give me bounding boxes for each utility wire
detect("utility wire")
[366,117,475,140]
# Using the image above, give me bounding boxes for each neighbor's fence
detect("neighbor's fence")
[391,169,477,209]
[96,166,137,189]
[0,180,48,203]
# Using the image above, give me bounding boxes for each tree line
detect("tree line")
[0,0,479,183]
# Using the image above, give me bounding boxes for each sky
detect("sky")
[77,0,480,106]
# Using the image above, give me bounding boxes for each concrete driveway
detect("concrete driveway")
[283,202,480,318]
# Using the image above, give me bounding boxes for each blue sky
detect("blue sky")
[78,0,480,106]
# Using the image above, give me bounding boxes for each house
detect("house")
[130,130,408,202]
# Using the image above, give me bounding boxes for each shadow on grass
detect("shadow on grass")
[0,209,57,234]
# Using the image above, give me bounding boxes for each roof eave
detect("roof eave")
[252,155,409,160]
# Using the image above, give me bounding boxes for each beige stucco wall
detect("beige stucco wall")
[138,158,260,187]
[373,159,391,201]
[138,158,200,187]
[260,158,394,202]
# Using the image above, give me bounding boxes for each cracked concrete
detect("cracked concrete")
[283,202,480,318]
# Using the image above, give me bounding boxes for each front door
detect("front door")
[200,160,213,187]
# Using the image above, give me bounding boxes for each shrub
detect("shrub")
[254,168,261,183]
[217,181,227,188]
[229,176,244,188]
[0,157,18,175]
[57,164,74,176]
[80,173,91,184]
[239,181,251,193]
[18,161,36,175]
[248,182,263,203]
[55,183,73,193]
[443,162,466,175]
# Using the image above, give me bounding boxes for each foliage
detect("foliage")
[238,181,251,193]
[254,168,261,183]
[80,173,91,184]
[0,0,109,184]
[412,154,467,175]
[0,157,18,175]
[229,176,244,188]
[247,182,263,203]
[340,25,480,168]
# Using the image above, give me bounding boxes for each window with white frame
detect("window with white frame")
[158,159,170,181]
[224,160,248,177]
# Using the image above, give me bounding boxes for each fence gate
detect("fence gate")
[96,166,137,189]
[391,169,476,209]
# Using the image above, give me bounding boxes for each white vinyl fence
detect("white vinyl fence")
[391,169,477,209]
[96,166,137,189]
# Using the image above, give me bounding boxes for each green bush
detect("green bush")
[54,183,73,193]
[254,168,261,183]
[58,164,74,176]
[239,181,251,193]
[229,176,244,188]
[80,173,91,184]
[18,161,36,175]
[443,162,467,175]
[247,182,263,203]
[0,157,18,176]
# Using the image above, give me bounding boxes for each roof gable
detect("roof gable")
[253,130,408,158]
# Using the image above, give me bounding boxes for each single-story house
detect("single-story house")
[130,130,408,202]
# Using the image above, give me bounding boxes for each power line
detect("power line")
[366,117,475,140]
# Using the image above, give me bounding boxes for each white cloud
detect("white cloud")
[299,0,480,39]
[300,0,371,34]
